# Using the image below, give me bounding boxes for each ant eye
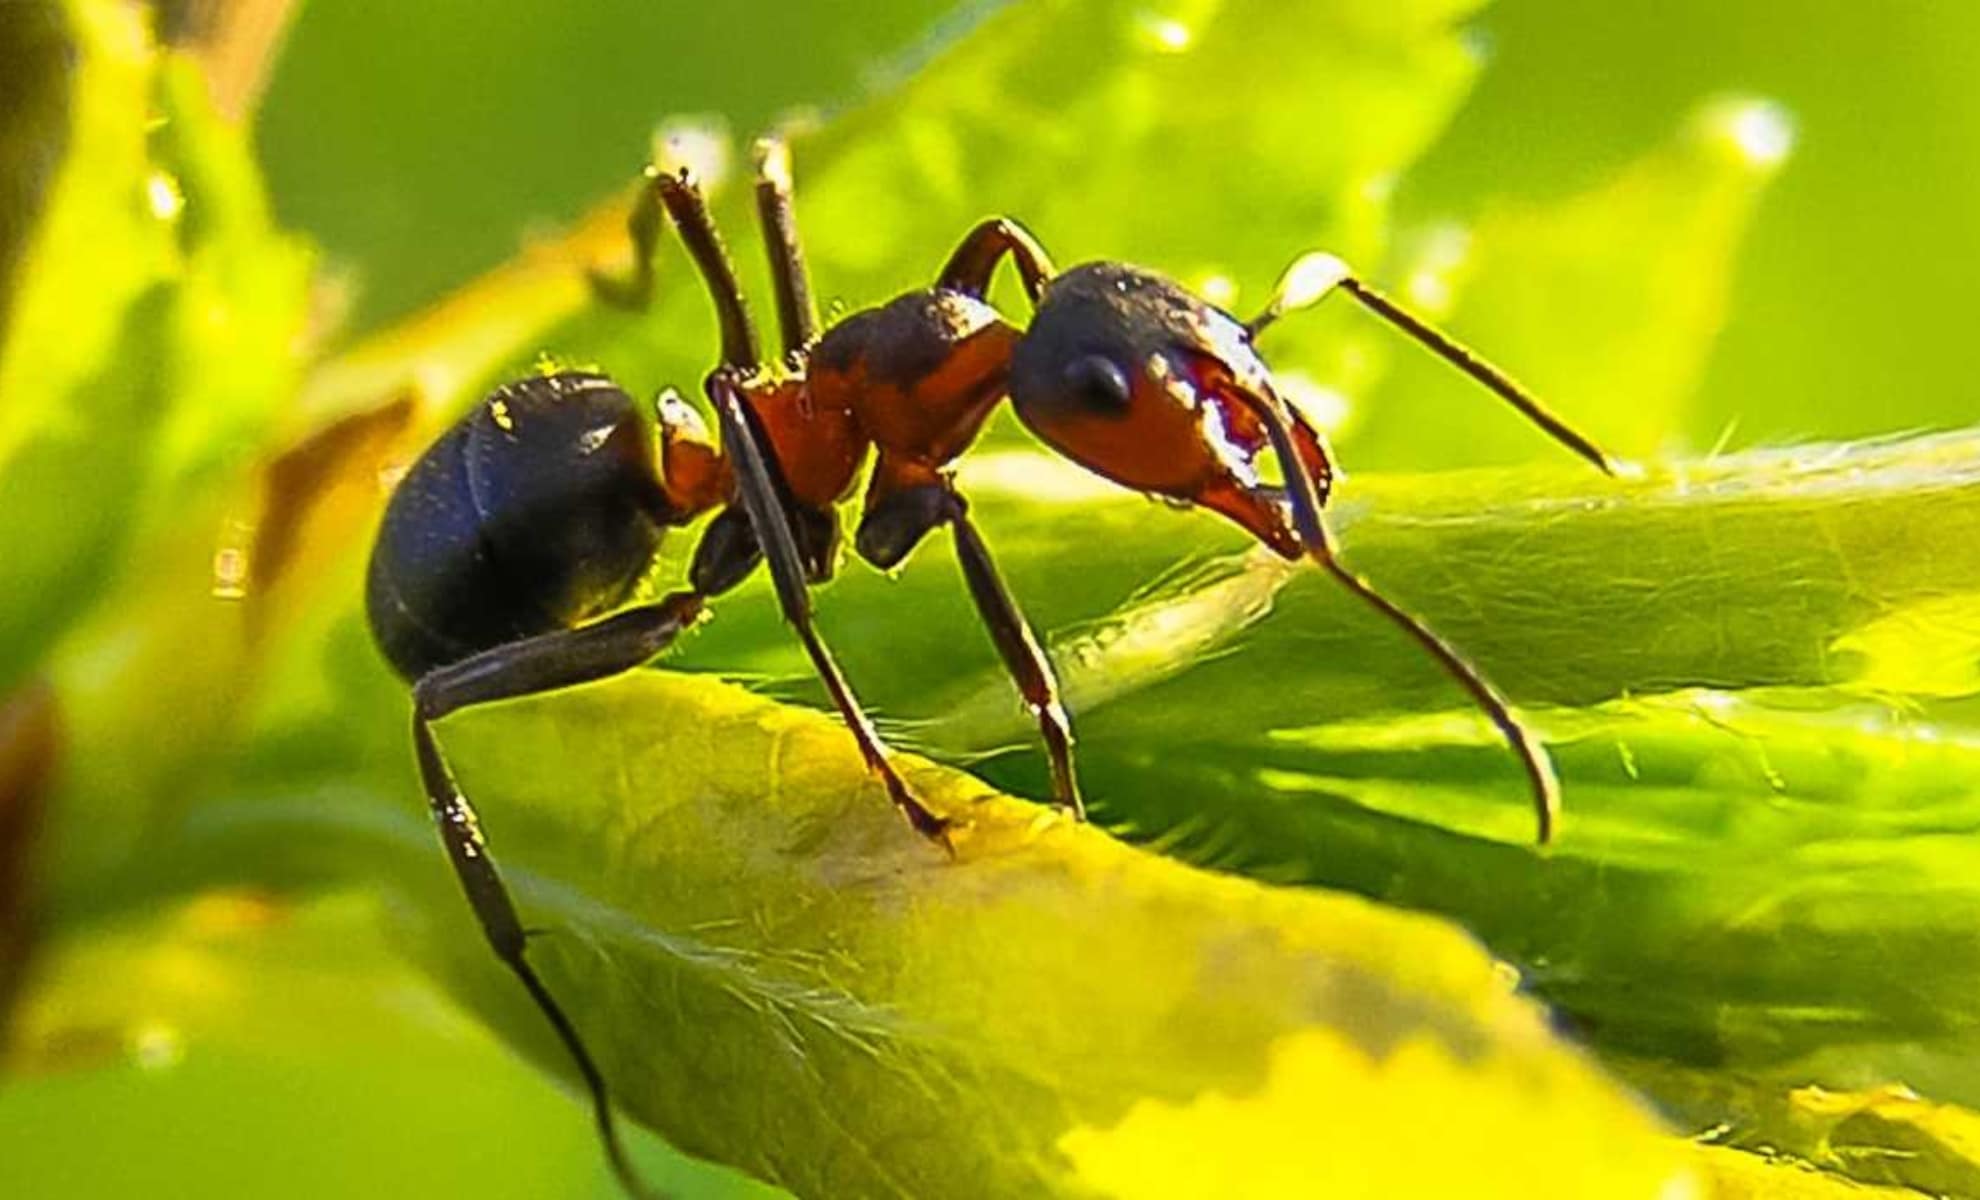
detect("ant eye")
[1063,354,1132,412]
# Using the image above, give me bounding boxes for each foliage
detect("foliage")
[6,0,1980,1197]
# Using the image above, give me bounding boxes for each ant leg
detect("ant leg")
[411,593,703,1200]
[948,498,1083,818]
[649,167,761,371]
[595,166,762,369]
[703,372,950,841]
[415,593,706,720]
[856,484,1083,818]
[1247,253,1616,475]
[1299,511,1557,844]
[751,138,819,356]
[1237,390,1559,843]
[587,171,667,310]
[690,503,836,598]
[937,218,1056,305]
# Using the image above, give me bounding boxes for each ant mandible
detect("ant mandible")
[364,137,1614,1197]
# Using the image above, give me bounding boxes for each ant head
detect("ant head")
[1007,262,1333,558]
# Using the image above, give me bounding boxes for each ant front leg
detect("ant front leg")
[702,372,951,842]
[410,593,703,1200]
[1230,249,1631,840]
[857,480,1084,820]
[938,217,1057,305]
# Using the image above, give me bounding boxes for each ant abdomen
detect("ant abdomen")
[366,371,672,681]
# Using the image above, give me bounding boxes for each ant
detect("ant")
[364,137,1614,1197]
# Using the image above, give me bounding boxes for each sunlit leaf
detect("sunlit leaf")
[1691,1146,1917,1200]
[0,0,173,693]
[903,434,1980,1089]
[0,0,311,695]
[1632,1061,1980,1198]
[16,0,1980,1196]
[167,671,1690,1199]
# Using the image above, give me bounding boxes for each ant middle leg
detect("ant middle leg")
[702,372,950,842]
[856,479,1084,820]
[410,592,704,1200]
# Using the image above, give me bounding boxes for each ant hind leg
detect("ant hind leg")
[409,594,704,1200]
[587,171,667,311]
[592,165,763,371]
[751,137,820,358]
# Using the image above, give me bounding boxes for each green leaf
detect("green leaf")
[1628,1060,1980,1198]
[294,0,1490,434]
[17,0,1973,1196]
[172,672,1692,1199]
[1,891,778,1199]
[636,422,1980,1144]
[0,0,174,692]
[676,429,1980,742]
[0,1,73,340]
[0,0,311,694]
[894,434,1980,1086]
[144,58,315,503]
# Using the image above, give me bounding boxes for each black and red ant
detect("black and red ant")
[365,137,1613,1196]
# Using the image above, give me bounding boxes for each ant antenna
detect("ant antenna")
[1248,253,1617,476]
[1217,377,1562,843]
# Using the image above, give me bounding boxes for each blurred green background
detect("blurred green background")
[262,1,1980,454]
[10,1,1980,1196]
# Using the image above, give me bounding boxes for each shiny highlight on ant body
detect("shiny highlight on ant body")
[364,137,1614,1197]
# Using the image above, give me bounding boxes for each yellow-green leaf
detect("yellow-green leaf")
[187,670,1691,1198]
